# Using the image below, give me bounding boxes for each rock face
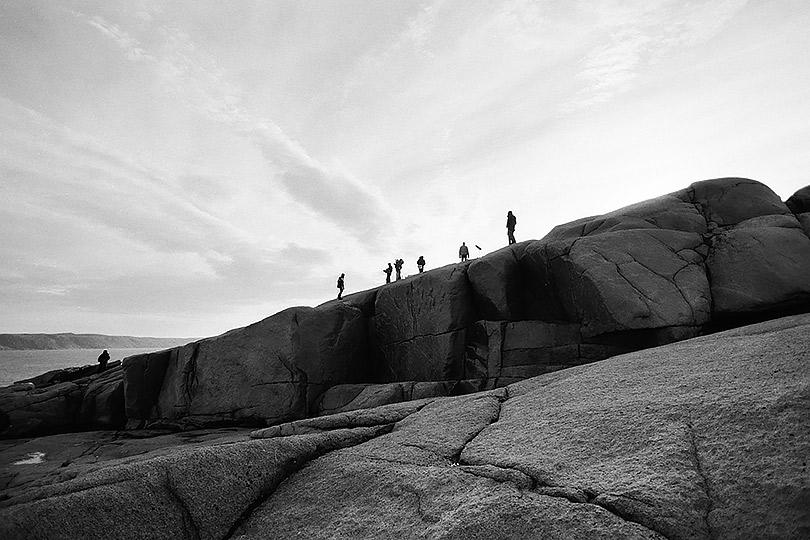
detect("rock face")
[147,303,369,428]
[2,313,808,539]
[0,363,124,438]
[2,177,809,439]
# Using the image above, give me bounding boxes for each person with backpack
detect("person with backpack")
[384,263,393,284]
[417,255,426,273]
[337,273,345,299]
[394,259,404,280]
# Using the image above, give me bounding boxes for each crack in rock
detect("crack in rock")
[452,387,509,464]
[685,419,716,540]
[163,470,200,540]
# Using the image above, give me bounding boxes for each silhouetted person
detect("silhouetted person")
[384,263,393,283]
[337,273,345,299]
[459,242,469,262]
[417,255,426,273]
[507,210,517,245]
[394,259,403,280]
[97,349,110,373]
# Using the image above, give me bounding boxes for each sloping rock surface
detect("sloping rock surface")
[2,314,808,539]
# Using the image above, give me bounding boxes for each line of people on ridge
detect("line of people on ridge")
[336,210,516,300]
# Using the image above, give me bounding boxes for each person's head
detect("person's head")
[508,210,513,216]
[340,273,344,278]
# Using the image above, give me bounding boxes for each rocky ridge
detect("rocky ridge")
[2,177,810,439]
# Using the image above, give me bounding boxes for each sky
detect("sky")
[1,0,809,339]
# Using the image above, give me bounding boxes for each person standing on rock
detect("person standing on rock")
[337,273,345,299]
[394,259,404,280]
[417,255,426,273]
[459,242,469,262]
[507,210,517,245]
[384,263,393,284]
[97,350,110,373]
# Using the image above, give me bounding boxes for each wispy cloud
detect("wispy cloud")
[80,11,392,248]
[566,0,749,109]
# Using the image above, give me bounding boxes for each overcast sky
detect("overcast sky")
[1,0,808,338]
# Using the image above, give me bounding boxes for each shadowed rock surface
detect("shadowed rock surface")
[2,313,808,539]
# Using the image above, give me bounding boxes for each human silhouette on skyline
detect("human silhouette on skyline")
[507,210,517,245]
[459,242,469,262]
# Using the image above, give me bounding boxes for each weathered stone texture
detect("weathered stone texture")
[550,229,711,337]
[707,217,810,313]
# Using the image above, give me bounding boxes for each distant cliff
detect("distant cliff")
[0,333,193,351]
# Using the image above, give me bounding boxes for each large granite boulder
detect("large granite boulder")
[707,215,810,314]
[533,229,712,338]
[152,303,368,428]
[3,313,806,539]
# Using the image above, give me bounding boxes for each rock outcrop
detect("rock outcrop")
[2,313,808,539]
[2,177,809,439]
[0,363,124,437]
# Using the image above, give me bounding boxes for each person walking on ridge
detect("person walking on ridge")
[337,273,345,299]
[394,259,404,280]
[417,255,426,273]
[507,210,517,245]
[384,263,393,284]
[459,242,469,262]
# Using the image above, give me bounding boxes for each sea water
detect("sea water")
[0,348,167,387]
